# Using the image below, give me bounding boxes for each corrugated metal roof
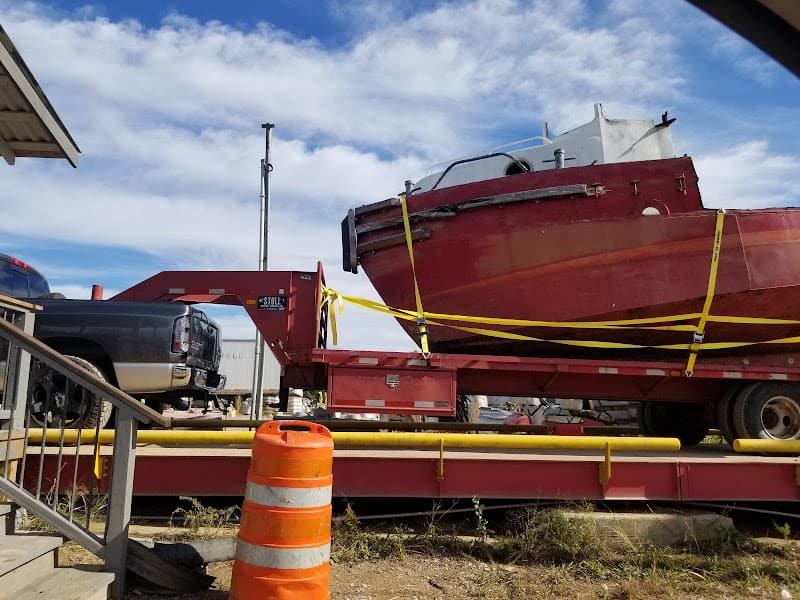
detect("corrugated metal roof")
[0,24,80,167]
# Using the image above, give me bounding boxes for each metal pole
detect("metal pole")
[105,407,138,599]
[250,124,274,421]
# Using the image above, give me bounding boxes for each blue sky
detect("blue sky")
[1,0,798,350]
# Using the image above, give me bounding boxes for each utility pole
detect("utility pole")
[250,123,274,421]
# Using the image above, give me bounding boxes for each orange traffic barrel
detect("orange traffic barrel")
[229,420,333,600]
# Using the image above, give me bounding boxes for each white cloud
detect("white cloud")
[695,141,800,209]
[0,0,798,352]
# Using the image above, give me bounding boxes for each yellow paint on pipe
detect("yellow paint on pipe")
[28,429,680,452]
[332,432,680,451]
[733,439,800,454]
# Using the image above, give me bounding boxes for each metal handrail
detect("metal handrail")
[0,300,162,599]
[429,152,531,191]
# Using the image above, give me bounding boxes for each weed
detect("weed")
[472,496,490,542]
[500,506,606,564]
[774,521,792,540]
[169,496,239,539]
[326,502,800,598]
[331,503,406,563]
[702,434,726,445]
[23,488,108,533]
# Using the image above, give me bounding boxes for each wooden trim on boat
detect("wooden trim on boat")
[356,209,455,235]
[357,228,432,255]
[355,183,600,236]
[354,197,402,217]
[459,183,603,212]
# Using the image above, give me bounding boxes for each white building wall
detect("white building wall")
[217,339,281,396]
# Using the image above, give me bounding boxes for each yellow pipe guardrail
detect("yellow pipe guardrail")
[28,429,681,487]
[27,429,681,452]
[331,432,681,452]
[733,439,800,454]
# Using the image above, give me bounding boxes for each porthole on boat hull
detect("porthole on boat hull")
[505,159,531,176]
[642,206,662,215]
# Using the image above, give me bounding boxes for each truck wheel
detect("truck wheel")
[29,355,113,430]
[733,382,800,440]
[638,400,708,446]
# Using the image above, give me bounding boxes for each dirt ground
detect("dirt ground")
[59,540,799,600]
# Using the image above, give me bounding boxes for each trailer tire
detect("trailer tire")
[638,400,708,446]
[733,382,800,440]
[29,355,113,430]
[715,387,740,446]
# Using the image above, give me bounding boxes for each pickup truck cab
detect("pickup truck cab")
[0,252,225,427]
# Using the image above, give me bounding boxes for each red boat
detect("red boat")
[341,110,800,366]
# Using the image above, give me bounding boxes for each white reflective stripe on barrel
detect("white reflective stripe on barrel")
[235,539,330,570]
[245,482,332,508]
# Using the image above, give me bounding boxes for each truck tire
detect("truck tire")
[29,355,114,430]
[638,400,708,446]
[732,382,800,440]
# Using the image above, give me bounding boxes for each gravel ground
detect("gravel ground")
[57,534,800,600]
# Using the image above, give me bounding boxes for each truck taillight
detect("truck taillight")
[172,316,190,353]
[9,256,30,270]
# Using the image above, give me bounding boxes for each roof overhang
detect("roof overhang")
[0,24,80,167]
[687,0,800,78]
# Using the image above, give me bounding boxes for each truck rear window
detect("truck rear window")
[29,273,50,297]
[0,257,50,298]
[0,266,30,297]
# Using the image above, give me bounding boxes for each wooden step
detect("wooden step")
[13,566,114,600]
[0,533,61,593]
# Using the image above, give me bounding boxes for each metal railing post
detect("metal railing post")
[104,406,138,599]
[4,311,34,429]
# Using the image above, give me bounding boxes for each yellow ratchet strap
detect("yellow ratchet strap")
[320,287,345,346]
[400,195,430,355]
[320,286,800,352]
[686,210,725,376]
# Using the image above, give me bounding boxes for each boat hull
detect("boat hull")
[345,158,800,365]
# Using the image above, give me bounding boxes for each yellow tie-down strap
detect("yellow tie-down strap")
[325,206,800,373]
[320,286,800,354]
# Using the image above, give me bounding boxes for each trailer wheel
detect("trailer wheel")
[733,382,800,440]
[638,401,708,446]
[715,387,741,446]
[29,355,114,430]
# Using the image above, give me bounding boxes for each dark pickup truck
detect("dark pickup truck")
[0,253,225,427]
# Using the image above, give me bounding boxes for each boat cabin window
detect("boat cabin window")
[642,206,662,216]
[505,159,531,176]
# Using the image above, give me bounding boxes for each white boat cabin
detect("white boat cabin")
[414,103,676,193]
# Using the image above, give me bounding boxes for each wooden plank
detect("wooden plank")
[0,294,42,312]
